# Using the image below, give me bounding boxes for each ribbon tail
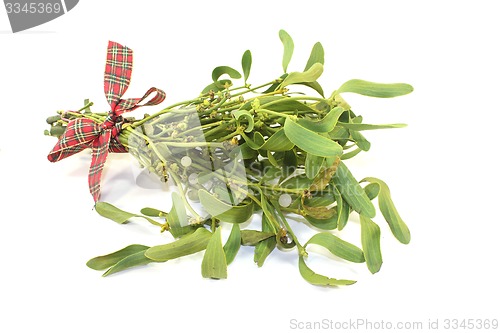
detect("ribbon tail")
[115,87,166,114]
[47,118,100,162]
[104,41,133,112]
[88,129,112,202]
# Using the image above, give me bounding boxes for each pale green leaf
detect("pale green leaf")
[87,244,150,270]
[341,148,362,160]
[332,162,376,218]
[300,81,325,97]
[223,224,241,265]
[198,189,254,223]
[212,66,242,82]
[304,42,324,71]
[95,202,159,225]
[298,106,345,133]
[201,228,227,279]
[279,29,294,72]
[350,130,371,151]
[242,50,252,83]
[280,63,324,88]
[304,213,338,230]
[332,183,350,231]
[360,215,383,274]
[305,154,325,179]
[338,122,407,131]
[284,117,343,157]
[145,228,212,261]
[168,192,188,238]
[337,79,413,98]
[362,177,411,244]
[260,128,294,151]
[241,230,275,246]
[103,250,153,277]
[298,256,356,286]
[254,214,277,267]
[306,233,365,263]
[140,207,167,217]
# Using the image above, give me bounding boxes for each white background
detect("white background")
[1,1,499,332]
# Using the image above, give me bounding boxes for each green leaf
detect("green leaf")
[212,66,242,82]
[259,96,317,113]
[95,202,159,225]
[298,256,356,286]
[254,214,277,267]
[304,214,338,230]
[360,215,383,274]
[362,178,410,244]
[302,193,337,223]
[305,154,325,179]
[350,130,371,151]
[298,106,345,133]
[329,126,350,143]
[168,192,188,238]
[337,79,413,98]
[232,109,254,133]
[223,224,241,265]
[260,191,280,231]
[260,128,294,151]
[198,189,254,223]
[145,228,212,261]
[332,162,376,218]
[306,233,365,263]
[281,150,298,179]
[364,183,381,200]
[103,250,153,277]
[310,156,341,192]
[304,42,324,71]
[279,173,313,190]
[87,244,150,270]
[337,201,350,231]
[242,50,252,83]
[280,63,324,88]
[239,142,259,160]
[201,228,227,279]
[201,79,232,94]
[279,29,294,73]
[284,117,343,157]
[140,207,167,217]
[260,165,282,184]
[303,204,336,220]
[241,230,275,246]
[300,81,325,97]
[333,183,350,231]
[341,148,363,160]
[338,122,407,131]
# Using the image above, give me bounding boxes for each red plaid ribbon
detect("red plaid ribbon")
[48,41,166,202]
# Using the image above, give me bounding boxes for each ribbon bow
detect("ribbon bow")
[48,41,166,202]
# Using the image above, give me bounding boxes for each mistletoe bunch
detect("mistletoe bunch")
[45,30,412,286]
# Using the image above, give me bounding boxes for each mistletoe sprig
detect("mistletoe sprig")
[45,30,412,286]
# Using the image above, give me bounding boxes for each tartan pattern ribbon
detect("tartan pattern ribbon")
[47,41,166,202]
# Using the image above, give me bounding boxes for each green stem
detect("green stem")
[170,172,202,220]
[257,108,290,119]
[270,199,306,256]
[260,95,324,109]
